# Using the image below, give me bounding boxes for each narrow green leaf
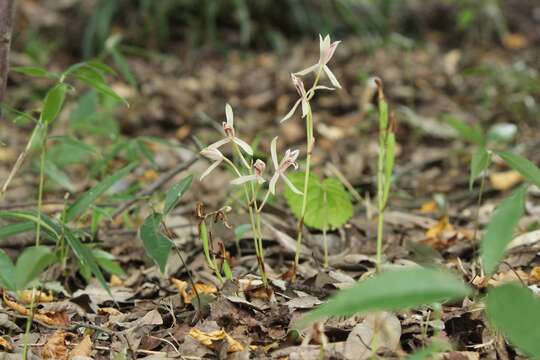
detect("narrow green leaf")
[0,210,59,238]
[110,49,137,86]
[12,66,55,78]
[486,284,540,358]
[497,151,540,189]
[40,83,68,124]
[139,213,172,273]
[64,228,110,295]
[284,174,353,230]
[297,267,471,328]
[76,73,127,105]
[44,159,76,192]
[14,246,55,290]
[0,250,16,290]
[0,221,35,240]
[481,186,527,275]
[65,162,137,222]
[200,221,213,267]
[164,175,193,215]
[469,147,490,190]
[446,116,485,145]
[93,249,125,277]
[383,132,396,205]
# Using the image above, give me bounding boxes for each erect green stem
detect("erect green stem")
[376,132,385,272]
[35,123,48,246]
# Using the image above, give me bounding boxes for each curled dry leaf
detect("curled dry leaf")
[188,328,244,353]
[171,278,217,304]
[42,330,69,360]
[2,294,69,326]
[489,170,523,191]
[70,335,92,358]
[19,290,54,304]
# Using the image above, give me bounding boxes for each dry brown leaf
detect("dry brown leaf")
[188,328,244,353]
[0,337,14,352]
[425,216,452,238]
[70,335,92,358]
[3,294,69,326]
[109,275,124,287]
[19,290,54,304]
[419,200,438,213]
[502,33,528,50]
[171,278,217,304]
[529,267,540,283]
[42,330,69,360]
[98,307,123,316]
[489,170,523,191]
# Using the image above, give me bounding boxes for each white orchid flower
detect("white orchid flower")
[295,34,341,89]
[208,103,253,156]
[280,74,334,123]
[231,159,266,185]
[199,147,225,180]
[268,137,303,195]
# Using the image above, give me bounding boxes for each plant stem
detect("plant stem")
[35,124,48,246]
[294,106,314,273]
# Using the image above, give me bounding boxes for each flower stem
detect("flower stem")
[294,105,314,272]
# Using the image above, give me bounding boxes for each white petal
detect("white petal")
[301,99,309,118]
[225,103,234,127]
[208,137,230,150]
[281,174,303,195]
[312,85,335,92]
[231,174,257,185]
[323,65,341,89]
[200,160,221,180]
[294,63,319,77]
[280,99,301,123]
[270,136,279,169]
[233,137,253,156]
[269,173,279,195]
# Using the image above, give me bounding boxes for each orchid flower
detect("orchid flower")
[280,74,334,123]
[199,148,225,180]
[231,159,266,185]
[208,103,253,156]
[295,34,341,89]
[268,137,302,195]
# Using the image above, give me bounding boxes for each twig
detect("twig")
[110,157,197,220]
[0,0,16,103]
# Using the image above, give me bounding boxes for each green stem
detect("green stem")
[35,124,48,246]
[376,132,386,272]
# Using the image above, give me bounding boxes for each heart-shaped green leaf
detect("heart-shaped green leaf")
[284,173,353,230]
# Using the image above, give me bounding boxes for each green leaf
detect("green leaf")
[164,175,193,215]
[110,48,137,86]
[481,186,527,275]
[297,267,471,328]
[0,221,35,240]
[12,66,56,78]
[0,210,59,238]
[199,220,213,267]
[40,83,68,124]
[284,173,353,230]
[0,250,16,290]
[446,116,485,145]
[469,147,491,190]
[486,284,540,358]
[76,72,127,105]
[14,246,55,290]
[93,249,125,277]
[139,213,172,273]
[64,228,110,295]
[44,159,76,192]
[497,151,540,189]
[65,162,137,222]
[383,132,396,205]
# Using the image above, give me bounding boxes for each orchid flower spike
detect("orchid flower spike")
[199,147,225,180]
[268,137,303,195]
[280,74,334,123]
[231,159,267,186]
[295,34,341,89]
[208,103,253,156]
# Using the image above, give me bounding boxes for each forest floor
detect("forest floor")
[1,11,540,360]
